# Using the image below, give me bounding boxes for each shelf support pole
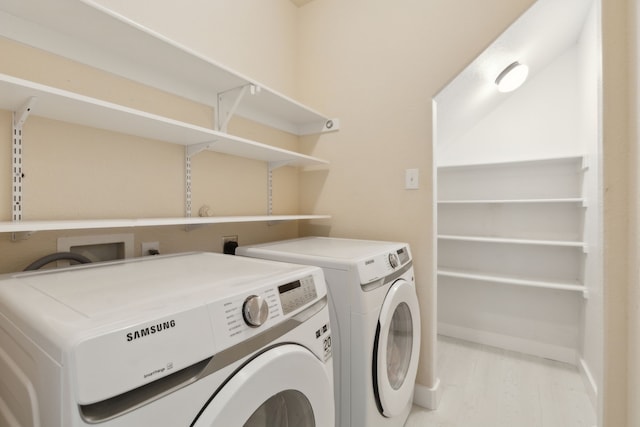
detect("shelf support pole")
[11,97,37,241]
[267,160,295,216]
[217,84,260,133]
[185,141,218,219]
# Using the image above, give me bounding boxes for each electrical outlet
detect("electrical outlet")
[222,235,238,255]
[141,241,160,256]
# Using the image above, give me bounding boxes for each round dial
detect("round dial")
[388,252,400,269]
[242,295,269,327]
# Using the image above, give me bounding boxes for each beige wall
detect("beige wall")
[628,0,639,425]
[602,0,633,425]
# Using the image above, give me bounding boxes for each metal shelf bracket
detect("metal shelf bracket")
[217,84,260,133]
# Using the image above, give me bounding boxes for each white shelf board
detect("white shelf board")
[0,73,327,167]
[437,155,585,171]
[438,268,586,294]
[0,0,334,135]
[438,234,586,249]
[438,198,585,205]
[0,215,331,233]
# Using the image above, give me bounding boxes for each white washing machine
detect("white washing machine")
[237,237,420,427]
[0,252,334,427]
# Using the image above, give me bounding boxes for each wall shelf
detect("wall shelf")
[0,215,331,233]
[438,198,585,205]
[438,268,587,295]
[0,0,337,135]
[0,74,327,168]
[437,155,586,171]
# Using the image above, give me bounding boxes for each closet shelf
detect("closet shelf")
[437,155,586,171]
[0,0,336,135]
[0,215,331,233]
[437,268,587,295]
[0,73,327,167]
[437,198,585,205]
[438,234,586,249]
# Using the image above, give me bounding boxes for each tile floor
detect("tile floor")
[404,336,596,427]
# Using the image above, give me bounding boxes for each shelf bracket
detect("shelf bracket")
[12,97,37,226]
[217,84,260,133]
[267,160,296,215]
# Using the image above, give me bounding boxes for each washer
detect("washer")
[0,252,334,427]
[237,237,420,427]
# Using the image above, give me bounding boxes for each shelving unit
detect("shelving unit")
[437,155,586,293]
[436,155,588,363]
[437,268,586,294]
[0,0,338,233]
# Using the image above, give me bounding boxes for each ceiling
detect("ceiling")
[435,0,594,145]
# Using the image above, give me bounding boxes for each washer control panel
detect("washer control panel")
[278,275,318,315]
[213,274,318,342]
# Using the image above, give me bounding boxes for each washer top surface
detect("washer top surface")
[237,237,412,285]
[240,237,406,263]
[3,252,316,318]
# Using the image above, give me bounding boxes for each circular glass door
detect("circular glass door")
[244,390,314,427]
[386,302,413,390]
[192,344,333,427]
[373,278,420,417]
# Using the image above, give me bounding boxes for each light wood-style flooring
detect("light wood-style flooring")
[405,336,596,427]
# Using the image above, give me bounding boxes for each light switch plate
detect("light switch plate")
[405,168,419,190]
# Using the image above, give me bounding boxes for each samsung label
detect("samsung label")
[126,319,176,342]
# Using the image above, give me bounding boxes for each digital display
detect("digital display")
[397,247,410,264]
[278,280,301,294]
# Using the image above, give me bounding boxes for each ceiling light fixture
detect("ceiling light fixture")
[495,61,529,93]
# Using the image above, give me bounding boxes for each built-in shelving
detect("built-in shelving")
[437,155,588,295]
[437,268,586,294]
[437,234,586,249]
[438,198,585,205]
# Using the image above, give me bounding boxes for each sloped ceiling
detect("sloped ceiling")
[435,0,593,145]
[290,0,314,7]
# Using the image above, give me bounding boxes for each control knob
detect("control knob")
[388,252,400,269]
[242,295,269,327]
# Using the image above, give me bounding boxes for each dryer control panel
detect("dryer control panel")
[209,272,322,350]
[278,275,318,315]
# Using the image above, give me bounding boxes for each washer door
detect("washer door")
[192,344,333,427]
[373,278,421,417]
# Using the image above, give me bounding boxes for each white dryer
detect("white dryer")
[237,237,420,427]
[0,252,334,427]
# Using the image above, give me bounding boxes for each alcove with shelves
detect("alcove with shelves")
[436,155,590,363]
[0,0,338,233]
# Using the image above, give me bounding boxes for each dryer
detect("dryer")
[237,237,420,427]
[0,252,334,427]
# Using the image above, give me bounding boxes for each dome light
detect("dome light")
[495,61,529,93]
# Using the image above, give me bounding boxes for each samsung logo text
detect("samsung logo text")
[127,320,176,342]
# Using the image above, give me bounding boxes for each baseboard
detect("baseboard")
[578,357,598,411]
[438,322,578,365]
[413,378,442,410]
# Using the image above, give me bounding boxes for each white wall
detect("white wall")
[577,0,603,413]
[439,46,582,163]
